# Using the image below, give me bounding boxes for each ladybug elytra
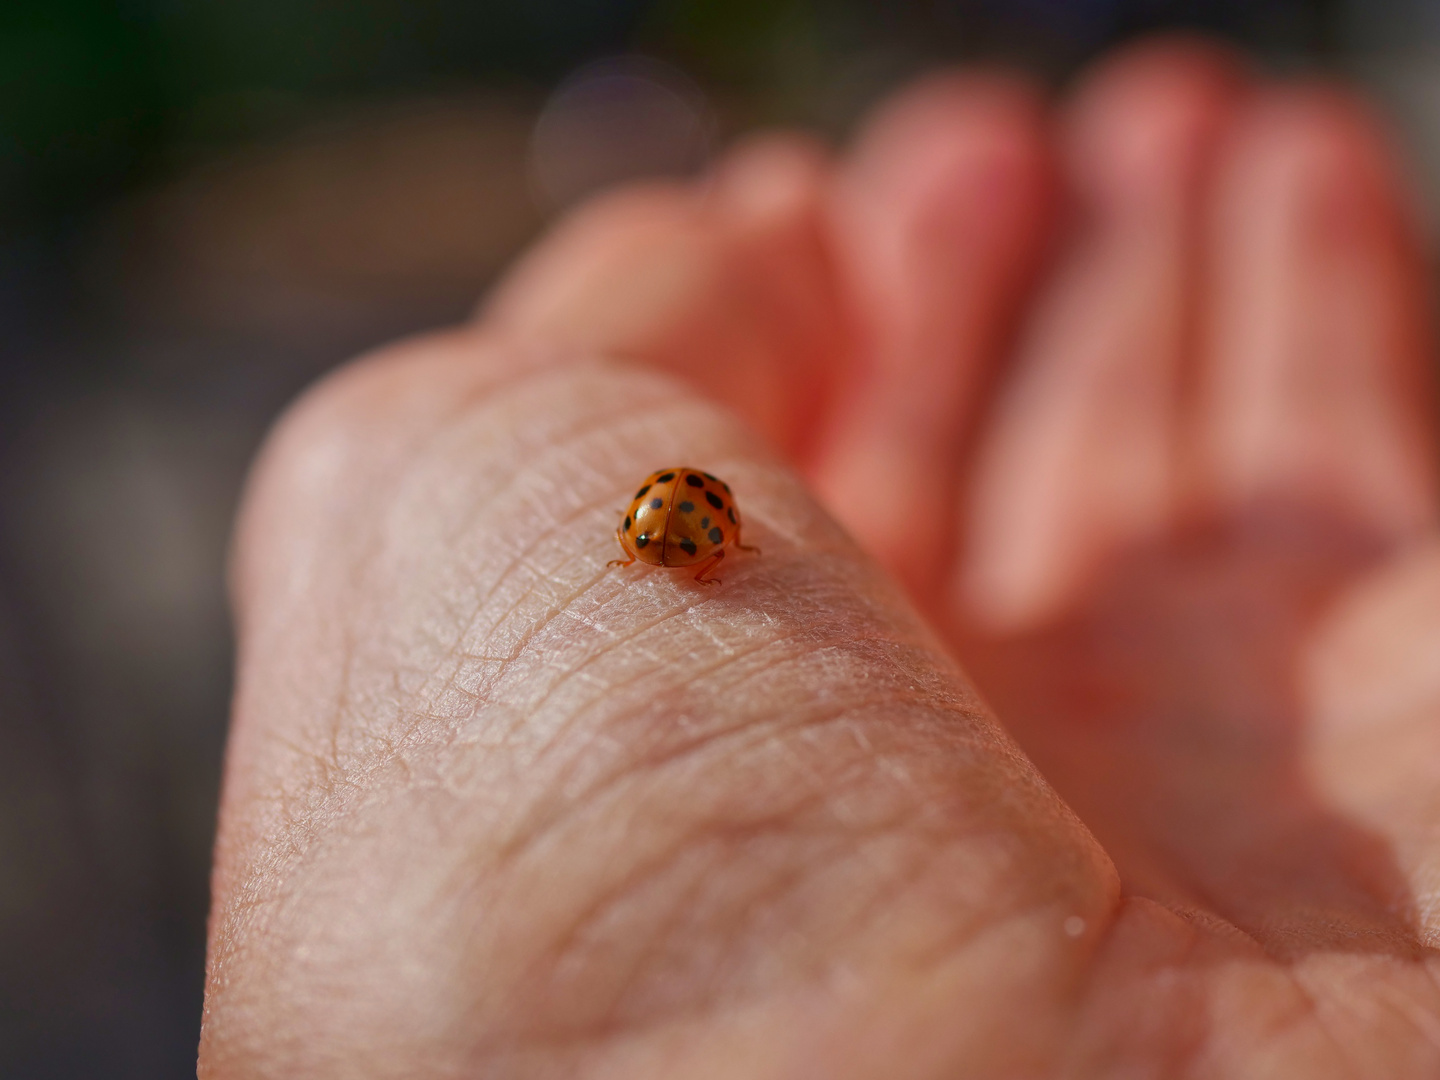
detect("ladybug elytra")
[609,467,757,584]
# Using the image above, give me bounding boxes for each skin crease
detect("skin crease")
[203,36,1440,1080]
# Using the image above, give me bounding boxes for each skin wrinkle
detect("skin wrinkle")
[212,770,355,965]
[237,370,699,863]
[1245,958,1422,1078]
[532,570,789,688]
[1378,994,1440,1073]
[400,420,742,747]
[515,644,954,824]
[520,628,838,811]
[363,418,673,719]
[584,838,760,1031]
[353,365,676,662]
[1159,861,1325,962]
[514,818,848,1032]
[440,513,944,819]
[1316,957,1440,1066]
[490,914,1085,1080]
[464,803,963,1067]
[541,595,965,780]
[1066,898,1213,1078]
[504,690,992,886]
[1367,959,1440,1062]
[1203,967,1326,1079]
[488,580,744,754]
[277,558,1048,1065]
[542,640,1003,824]
[512,567,974,788]
[216,354,1114,1071]
[216,342,557,871]
[435,376,695,553]
[1067,893,1438,1074]
[1277,965,1365,1080]
[230,330,541,645]
[478,521,1094,1059]
[489,795,1058,1060]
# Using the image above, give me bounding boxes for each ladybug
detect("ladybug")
[609,467,757,584]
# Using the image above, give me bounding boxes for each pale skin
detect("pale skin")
[202,38,1440,1078]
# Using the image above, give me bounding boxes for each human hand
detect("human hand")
[200,39,1440,1077]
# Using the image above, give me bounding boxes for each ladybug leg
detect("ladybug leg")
[734,523,760,555]
[692,549,725,585]
[607,525,636,569]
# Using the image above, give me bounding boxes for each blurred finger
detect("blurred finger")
[812,73,1056,602]
[484,135,844,457]
[960,40,1245,633]
[1196,88,1439,539]
[1304,541,1440,940]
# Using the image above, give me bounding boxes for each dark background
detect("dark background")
[0,1,1430,1075]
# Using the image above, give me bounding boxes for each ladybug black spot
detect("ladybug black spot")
[635,484,650,500]
[678,537,698,556]
[635,534,650,549]
[650,498,663,510]
[727,508,736,524]
[623,515,631,531]
[723,482,732,494]
[685,474,704,488]
[705,491,723,510]
[700,517,710,529]
[657,472,676,483]
[679,501,695,513]
[702,472,719,482]
[708,527,723,544]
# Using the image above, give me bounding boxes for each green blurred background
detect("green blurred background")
[0,0,1430,1074]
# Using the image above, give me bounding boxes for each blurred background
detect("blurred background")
[0,0,1436,1074]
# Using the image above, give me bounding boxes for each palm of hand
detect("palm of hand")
[203,41,1440,1078]
[848,52,1440,1067]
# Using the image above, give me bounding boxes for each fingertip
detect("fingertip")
[837,69,1055,262]
[1064,35,1250,208]
[850,68,1049,159]
[481,179,709,337]
[1218,84,1429,253]
[709,131,833,229]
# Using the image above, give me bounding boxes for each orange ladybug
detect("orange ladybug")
[609,467,757,584]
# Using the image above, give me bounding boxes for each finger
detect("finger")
[1196,87,1440,539]
[483,135,844,459]
[811,72,1056,603]
[1304,541,1440,941]
[203,338,1114,1076]
[960,40,1246,633]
